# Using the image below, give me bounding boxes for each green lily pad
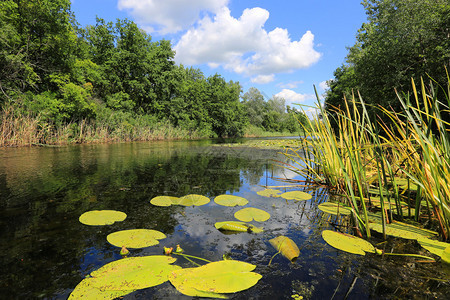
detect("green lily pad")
[317,202,351,215]
[69,255,180,299]
[169,260,261,297]
[417,237,450,262]
[215,221,263,233]
[150,196,180,207]
[179,194,210,206]
[269,236,300,262]
[322,230,375,255]
[369,220,438,240]
[280,191,312,201]
[107,229,167,248]
[79,210,127,226]
[234,207,270,222]
[256,189,282,197]
[214,195,248,207]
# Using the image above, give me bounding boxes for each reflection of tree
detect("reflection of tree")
[0,141,280,298]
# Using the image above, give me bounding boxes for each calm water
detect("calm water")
[0,140,448,299]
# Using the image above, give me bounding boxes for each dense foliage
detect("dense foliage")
[0,0,307,144]
[325,0,450,121]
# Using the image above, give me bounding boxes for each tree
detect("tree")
[242,87,266,128]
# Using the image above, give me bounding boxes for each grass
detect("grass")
[283,76,450,241]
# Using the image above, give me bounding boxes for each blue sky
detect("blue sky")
[71,0,367,110]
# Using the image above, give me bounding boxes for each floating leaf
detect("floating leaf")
[179,194,210,206]
[256,189,282,197]
[369,221,438,240]
[69,256,179,299]
[317,202,351,215]
[214,195,248,207]
[280,191,312,201]
[215,221,263,233]
[169,260,261,297]
[150,196,180,207]
[417,237,450,262]
[107,229,166,248]
[322,230,375,255]
[79,210,126,226]
[269,236,300,262]
[234,207,270,222]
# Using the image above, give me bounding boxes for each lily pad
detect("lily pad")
[317,202,351,215]
[79,210,127,226]
[150,196,180,207]
[322,230,375,255]
[256,189,282,197]
[214,195,248,207]
[179,194,210,206]
[234,207,270,222]
[69,256,180,299]
[215,221,263,233]
[169,260,261,297]
[269,236,300,262]
[280,191,312,201]
[417,237,450,263]
[369,220,438,240]
[107,229,166,248]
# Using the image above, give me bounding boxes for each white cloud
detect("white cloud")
[319,80,330,91]
[274,89,314,106]
[278,81,304,89]
[251,74,275,84]
[118,0,228,34]
[174,7,321,78]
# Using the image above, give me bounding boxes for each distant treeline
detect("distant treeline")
[0,0,308,146]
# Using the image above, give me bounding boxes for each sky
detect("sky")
[71,0,368,110]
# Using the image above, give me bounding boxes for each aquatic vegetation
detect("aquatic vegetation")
[269,236,300,263]
[322,230,375,256]
[107,229,167,248]
[417,238,450,263]
[78,210,126,226]
[280,191,312,201]
[150,196,180,207]
[234,207,270,222]
[150,194,210,207]
[214,221,263,233]
[257,188,282,197]
[317,202,351,216]
[214,194,249,206]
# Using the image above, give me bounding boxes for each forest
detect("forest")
[0,0,306,146]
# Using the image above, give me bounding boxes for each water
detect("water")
[0,140,448,299]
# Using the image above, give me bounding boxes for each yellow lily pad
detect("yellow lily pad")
[256,189,282,197]
[150,196,180,207]
[269,236,300,262]
[79,210,127,226]
[69,277,135,299]
[214,195,249,207]
[234,207,270,222]
[417,237,450,263]
[322,230,375,255]
[169,260,261,296]
[317,202,351,215]
[107,229,166,248]
[369,221,438,240]
[179,194,210,206]
[215,221,263,233]
[280,191,312,201]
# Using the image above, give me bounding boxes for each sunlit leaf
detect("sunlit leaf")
[179,194,210,206]
[369,221,438,240]
[269,236,300,262]
[417,237,450,262]
[214,221,263,233]
[168,268,227,299]
[317,202,351,215]
[69,277,135,299]
[322,230,375,255]
[280,191,312,201]
[169,260,261,296]
[256,189,282,197]
[150,196,180,207]
[107,229,166,248]
[234,207,270,222]
[79,210,127,226]
[214,195,248,207]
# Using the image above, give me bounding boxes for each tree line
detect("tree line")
[325,0,450,125]
[0,0,307,143]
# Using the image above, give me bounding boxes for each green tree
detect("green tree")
[242,87,266,128]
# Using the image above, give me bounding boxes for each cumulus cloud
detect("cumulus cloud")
[274,89,314,106]
[118,0,228,34]
[251,74,275,84]
[174,7,321,79]
[319,80,330,91]
[278,81,304,89]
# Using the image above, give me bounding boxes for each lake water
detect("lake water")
[0,140,448,299]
